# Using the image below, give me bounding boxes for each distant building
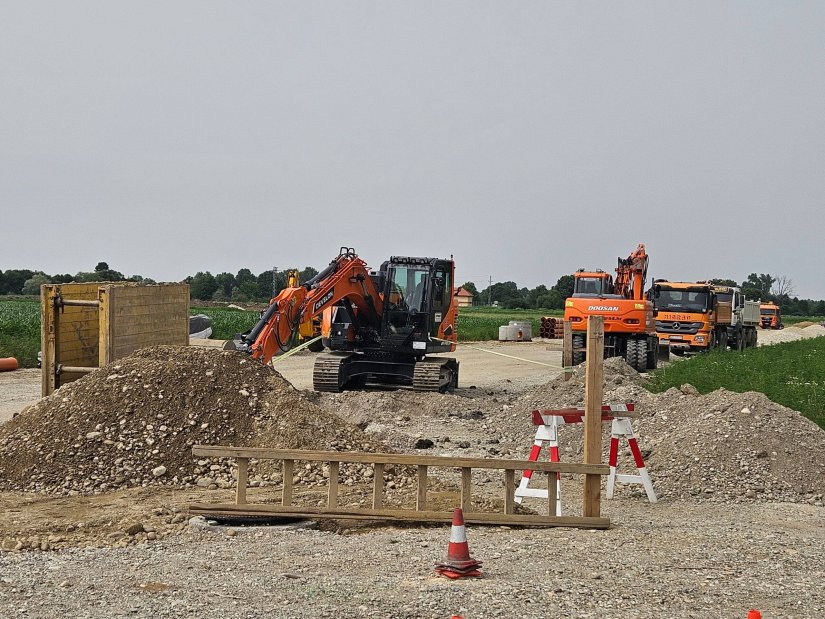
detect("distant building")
[453,286,474,308]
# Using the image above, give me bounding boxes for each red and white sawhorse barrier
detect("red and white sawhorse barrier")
[515,404,656,514]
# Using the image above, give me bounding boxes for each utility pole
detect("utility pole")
[272,266,278,295]
[488,275,492,306]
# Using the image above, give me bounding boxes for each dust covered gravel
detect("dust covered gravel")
[0,500,822,619]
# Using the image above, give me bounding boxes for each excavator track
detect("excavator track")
[412,358,458,393]
[313,355,348,392]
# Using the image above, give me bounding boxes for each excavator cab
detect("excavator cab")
[572,271,614,297]
[378,257,455,357]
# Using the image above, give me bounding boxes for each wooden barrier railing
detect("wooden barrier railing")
[188,446,610,528]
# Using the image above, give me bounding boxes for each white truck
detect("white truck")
[712,285,760,350]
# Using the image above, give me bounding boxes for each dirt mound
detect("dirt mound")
[801,324,825,338]
[504,360,825,504]
[639,388,825,503]
[0,346,390,495]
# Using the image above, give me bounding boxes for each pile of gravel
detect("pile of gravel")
[503,357,825,505]
[0,346,405,496]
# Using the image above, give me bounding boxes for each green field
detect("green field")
[191,306,259,339]
[647,338,825,430]
[457,307,562,341]
[0,298,40,367]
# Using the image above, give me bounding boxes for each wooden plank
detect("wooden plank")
[416,465,427,511]
[187,503,611,529]
[504,469,515,515]
[562,320,573,381]
[328,461,339,508]
[582,316,605,518]
[372,463,384,508]
[41,286,55,396]
[461,467,472,513]
[191,446,609,475]
[107,283,189,362]
[235,457,248,505]
[548,472,558,516]
[282,459,293,506]
[99,286,113,366]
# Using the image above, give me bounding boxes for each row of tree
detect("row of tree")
[0,263,154,296]
[0,263,320,303]
[460,272,825,316]
[186,267,319,302]
[2,264,824,316]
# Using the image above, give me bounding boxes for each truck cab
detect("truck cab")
[652,281,730,353]
[759,303,783,329]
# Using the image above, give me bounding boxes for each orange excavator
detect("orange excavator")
[238,248,459,392]
[563,243,658,372]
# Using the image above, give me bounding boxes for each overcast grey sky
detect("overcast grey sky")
[2,2,824,298]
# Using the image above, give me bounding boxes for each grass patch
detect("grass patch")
[647,338,825,430]
[784,315,825,325]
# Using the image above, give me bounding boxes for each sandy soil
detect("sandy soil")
[0,369,40,423]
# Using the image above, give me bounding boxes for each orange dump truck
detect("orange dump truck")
[759,303,783,329]
[653,281,759,355]
[563,243,658,372]
[652,281,732,355]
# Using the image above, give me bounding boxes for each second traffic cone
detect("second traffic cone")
[435,507,482,579]
[747,612,761,619]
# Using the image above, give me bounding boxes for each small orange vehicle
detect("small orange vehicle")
[759,302,783,329]
[563,243,658,372]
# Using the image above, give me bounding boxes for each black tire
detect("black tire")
[647,337,658,370]
[625,338,647,372]
[718,330,728,350]
[735,331,745,351]
[572,334,586,366]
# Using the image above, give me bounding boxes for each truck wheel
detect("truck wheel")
[646,337,658,370]
[718,330,728,350]
[572,334,585,366]
[625,339,647,372]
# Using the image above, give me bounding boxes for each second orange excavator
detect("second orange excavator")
[237,248,459,392]
[563,243,658,372]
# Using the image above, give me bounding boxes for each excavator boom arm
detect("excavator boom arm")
[241,249,383,364]
[614,243,649,300]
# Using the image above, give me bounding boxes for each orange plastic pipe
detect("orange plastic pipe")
[0,357,19,372]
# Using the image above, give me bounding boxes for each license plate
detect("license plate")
[669,335,683,340]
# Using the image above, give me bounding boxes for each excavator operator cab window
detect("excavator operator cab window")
[575,277,606,296]
[385,266,431,335]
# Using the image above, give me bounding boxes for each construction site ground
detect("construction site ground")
[1,336,823,618]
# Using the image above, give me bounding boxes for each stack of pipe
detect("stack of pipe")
[539,317,565,339]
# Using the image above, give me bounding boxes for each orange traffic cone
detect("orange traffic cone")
[747,612,761,619]
[435,508,482,579]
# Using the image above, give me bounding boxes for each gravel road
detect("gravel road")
[0,499,822,618]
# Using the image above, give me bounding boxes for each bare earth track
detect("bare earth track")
[0,338,823,618]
